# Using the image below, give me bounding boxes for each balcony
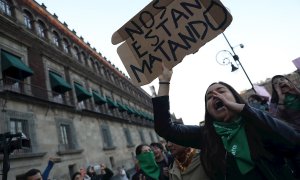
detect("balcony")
[0,76,74,106]
[0,77,154,126]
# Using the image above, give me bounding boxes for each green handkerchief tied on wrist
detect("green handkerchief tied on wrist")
[213,117,254,175]
[137,151,160,180]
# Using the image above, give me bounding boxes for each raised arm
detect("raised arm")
[157,63,172,97]
[153,65,203,149]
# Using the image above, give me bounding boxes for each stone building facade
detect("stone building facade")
[0,0,160,179]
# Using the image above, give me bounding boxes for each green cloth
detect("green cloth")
[213,118,254,175]
[1,50,33,80]
[284,93,300,110]
[137,151,160,180]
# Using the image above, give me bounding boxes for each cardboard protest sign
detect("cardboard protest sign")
[112,0,232,86]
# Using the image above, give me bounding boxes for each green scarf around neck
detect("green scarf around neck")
[284,93,300,110]
[137,151,160,180]
[213,117,254,175]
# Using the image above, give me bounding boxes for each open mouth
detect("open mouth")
[214,100,224,110]
[280,84,289,89]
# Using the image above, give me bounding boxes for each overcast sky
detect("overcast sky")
[35,0,300,125]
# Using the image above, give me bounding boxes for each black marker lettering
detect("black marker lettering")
[125,21,144,41]
[180,0,202,16]
[132,41,148,58]
[156,18,172,37]
[149,53,162,69]
[168,39,189,61]
[178,26,197,48]
[187,20,208,40]
[171,8,189,28]
[139,11,155,29]
[145,29,160,46]
[154,40,171,61]
[130,60,152,83]
[153,0,167,19]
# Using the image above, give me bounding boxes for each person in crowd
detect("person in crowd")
[270,75,300,130]
[132,144,163,180]
[114,166,129,180]
[166,124,209,180]
[80,167,91,180]
[87,165,98,180]
[24,157,57,180]
[99,163,114,180]
[152,64,300,179]
[86,164,114,180]
[150,142,173,180]
[270,75,300,178]
[72,172,83,180]
[24,169,42,180]
[248,94,269,112]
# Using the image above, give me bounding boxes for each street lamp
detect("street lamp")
[216,33,256,93]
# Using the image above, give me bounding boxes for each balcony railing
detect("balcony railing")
[0,77,154,126]
[0,76,74,106]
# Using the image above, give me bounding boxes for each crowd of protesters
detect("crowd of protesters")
[151,64,300,180]
[20,69,300,180]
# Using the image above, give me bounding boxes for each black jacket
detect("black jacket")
[153,96,300,180]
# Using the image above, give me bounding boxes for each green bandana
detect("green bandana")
[137,151,160,180]
[284,93,300,110]
[213,118,254,175]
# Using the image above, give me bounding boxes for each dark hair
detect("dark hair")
[270,75,293,104]
[135,144,149,156]
[201,82,268,177]
[71,172,81,180]
[150,142,164,151]
[24,169,41,178]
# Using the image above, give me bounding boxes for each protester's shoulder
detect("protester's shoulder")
[132,172,141,180]
[152,96,169,103]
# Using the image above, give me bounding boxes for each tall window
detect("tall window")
[101,125,114,149]
[95,62,100,74]
[110,75,115,83]
[37,20,46,38]
[81,52,87,65]
[139,130,145,144]
[0,0,11,16]
[23,10,32,29]
[52,31,60,47]
[59,124,73,150]
[124,128,134,146]
[88,57,94,69]
[10,119,28,136]
[10,118,31,153]
[74,46,81,61]
[149,131,154,143]
[62,38,69,53]
[100,66,105,75]
[56,119,78,152]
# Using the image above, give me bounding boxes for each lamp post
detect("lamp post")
[216,33,256,93]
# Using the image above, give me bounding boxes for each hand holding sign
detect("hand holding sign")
[112,0,232,86]
[159,63,173,83]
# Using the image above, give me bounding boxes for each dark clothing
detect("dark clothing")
[156,157,170,180]
[132,169,158,180]
[153,96,300,180]
[101,168,114,180]
[88,168,114,180]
